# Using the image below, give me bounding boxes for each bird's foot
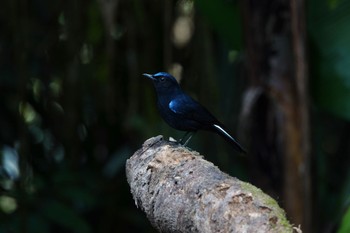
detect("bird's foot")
[179,132,195,146]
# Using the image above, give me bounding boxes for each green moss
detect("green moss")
[240,181,294,232]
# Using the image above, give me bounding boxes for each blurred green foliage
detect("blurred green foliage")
[309,0,350,120]
[0,0,349,232]
[308,0,350,231]
[195,0,242,49]
[0,0,245,232]
[338,205,350,233]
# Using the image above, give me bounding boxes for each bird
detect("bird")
[143,72,246,154]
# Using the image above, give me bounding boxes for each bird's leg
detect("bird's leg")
[179,131,190,144]
[179,131,195,146]
[183,132,194,146]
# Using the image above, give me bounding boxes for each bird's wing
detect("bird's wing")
[169,94,246,153]
[169,95,218,124]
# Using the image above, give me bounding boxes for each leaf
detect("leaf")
[195,0,242,49]
[338,205,350,233]
[60,186,97,208]
[308,0,350,120]
[41,200,91,233]
[28,214,50,233]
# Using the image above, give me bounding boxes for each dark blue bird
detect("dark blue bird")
[143,72,246,154]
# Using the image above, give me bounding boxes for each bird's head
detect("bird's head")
[143,72,180,91]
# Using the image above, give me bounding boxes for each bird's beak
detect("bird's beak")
[142,73,155,80]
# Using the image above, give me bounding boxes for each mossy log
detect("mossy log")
[126,136,297,233]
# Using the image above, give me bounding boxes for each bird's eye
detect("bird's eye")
[160,77,165,82]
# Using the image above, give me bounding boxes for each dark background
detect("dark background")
[0,0,350,232]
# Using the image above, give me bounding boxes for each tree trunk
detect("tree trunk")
[240,0,311,231]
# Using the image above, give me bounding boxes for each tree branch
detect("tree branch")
[126,136,297,232]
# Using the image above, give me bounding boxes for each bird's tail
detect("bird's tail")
[212,124,247,154]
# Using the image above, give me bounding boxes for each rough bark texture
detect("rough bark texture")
[126,136,295,233]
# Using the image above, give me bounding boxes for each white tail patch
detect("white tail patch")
[213,124,234,141]
[213,124,246,153]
